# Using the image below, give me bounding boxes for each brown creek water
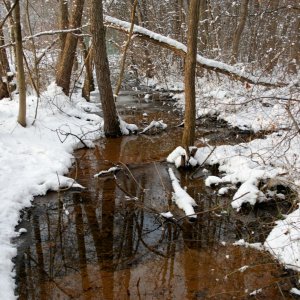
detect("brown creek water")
[14,92,298,299]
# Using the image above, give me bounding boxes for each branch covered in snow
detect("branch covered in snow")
[94,166,121,178]
[140,120,167,134]
[168,168,197,220]
[104,16,287,88]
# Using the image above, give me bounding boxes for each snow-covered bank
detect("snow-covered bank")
[0,84,102,299]
[167,74,300,276]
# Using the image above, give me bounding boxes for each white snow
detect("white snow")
[160,211,174,218]
[119,118,138,135]
[167,146,199,168]
[0,83,102,299]
[264,206,300,271]
[218,187,229,195]
[249,288,262,296]
[94,166,121,178]
[140,120,167,134]
[168,168,197,219]
[290,288,300,296]
[238,265,249,272]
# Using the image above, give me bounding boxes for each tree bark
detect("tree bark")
[231,0,249,64]
[114,0,138,97]
[0,27,10,99]
[0,27,10,74]
[13,0,26,126]
[263,0,279,72]
[182,0,200,149]
[288,12,300,74]
[55,0,84,95]
[79,38,94,101]
[91,0,121,137]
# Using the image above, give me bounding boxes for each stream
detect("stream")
[14,91,298,299]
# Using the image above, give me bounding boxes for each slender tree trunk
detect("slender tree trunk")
[0,27,10,74]
[58,0,69,51]
[79,38,94,101]
[182,0,200,149]
[264,0,279,72]
[55,0,69,68]
[91,0,121,137]
[114,0,138,97]
[0,27,10,99]
[55,0,84,95]
[0,76,9,99]
[288,13,300,74]
[231,0,249,64]
[13,0,26,126]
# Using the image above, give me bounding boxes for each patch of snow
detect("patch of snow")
[238,265,249,272]
[264,207,300,271]
[119,118,138,135]
[18,228,27,234]
[290,288,300,296]
[160,211,174,218]
[249,288,262,296]
[218,187,229,195]
[233,239,264,251]
[205,176,223,187]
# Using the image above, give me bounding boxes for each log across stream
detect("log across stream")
[14,92,297,299]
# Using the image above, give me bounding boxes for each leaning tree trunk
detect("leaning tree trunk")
[231,0,249,64]
[182,0,200,149]
[13,0,26,126]
[55,0,84,95]
[90,0,121,137]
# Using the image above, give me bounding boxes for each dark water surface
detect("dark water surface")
[15,93,297,299]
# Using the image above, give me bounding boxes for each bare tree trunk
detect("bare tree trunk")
[55,0,69,68]
[182,0,200,149]
[55,0,84,95]
[79,38,94,101]
[58,0,69,51]
[0,27,10,74]
[0,76,9,99]
[0,27,10,99]
[264,0,279,72]
[114,0,138,97]
[91,0,121,137]
[231,0,249,64]
[13,0,26,126]
[288,13,300,74]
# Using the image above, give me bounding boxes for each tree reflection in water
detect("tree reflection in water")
[15,132,296,299]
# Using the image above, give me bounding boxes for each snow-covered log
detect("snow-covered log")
[140,120,167,134]
[104,16,286,88]
[94,166,121,178]
[168,168,197,220]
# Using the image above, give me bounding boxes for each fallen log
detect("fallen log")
[104,16,287,88]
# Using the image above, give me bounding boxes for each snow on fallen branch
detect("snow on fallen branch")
[140,120,167,134]
[168,168,197,220]
[104,16,286,88]
[94,166,121,178]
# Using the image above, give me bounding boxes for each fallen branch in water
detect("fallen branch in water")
[94,166,121,178]
[140,120,167,134]
[168,168,197,220]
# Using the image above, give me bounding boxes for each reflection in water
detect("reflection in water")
[15,96,296,299]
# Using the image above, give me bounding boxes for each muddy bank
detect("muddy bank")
[14,92,298,299]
